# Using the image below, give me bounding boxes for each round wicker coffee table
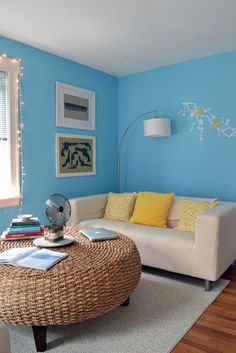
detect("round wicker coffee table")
[0,226,141,352]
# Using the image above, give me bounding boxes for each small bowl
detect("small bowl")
[17,214,33,220]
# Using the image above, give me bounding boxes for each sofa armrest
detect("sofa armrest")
[67,194,108,226]
[192,202,236,280]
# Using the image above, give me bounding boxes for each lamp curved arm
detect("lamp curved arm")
[118,110,157,192]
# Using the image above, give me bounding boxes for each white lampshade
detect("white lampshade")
[143,117,171,137]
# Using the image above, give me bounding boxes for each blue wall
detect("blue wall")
[119,52,236,201]
[0,36,118,231]
[1,35,236,233]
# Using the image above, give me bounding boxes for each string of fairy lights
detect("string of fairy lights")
[0,53,25,213]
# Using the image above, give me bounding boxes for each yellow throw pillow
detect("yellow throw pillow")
[129,191,174,227]
[104,192,136,222]
[176,198,219,233]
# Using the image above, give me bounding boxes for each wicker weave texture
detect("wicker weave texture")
[0,226,141,326]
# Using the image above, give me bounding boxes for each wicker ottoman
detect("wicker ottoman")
[0,226,141,352]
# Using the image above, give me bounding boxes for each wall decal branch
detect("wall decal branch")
[179,102,236,142]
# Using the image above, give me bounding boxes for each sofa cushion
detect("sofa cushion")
[104,192,135,222]
[130,192,174,227]
[176,198,219,233]
[79,218,195,275]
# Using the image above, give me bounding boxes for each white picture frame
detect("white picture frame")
[56,133,96,177]
[56,82,96,130]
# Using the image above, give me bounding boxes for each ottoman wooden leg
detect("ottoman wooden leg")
[121,297,130,306]
[32,326,47,352]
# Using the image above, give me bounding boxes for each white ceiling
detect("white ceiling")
[1,0,236,77]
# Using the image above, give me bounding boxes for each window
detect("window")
[0,57,20,207]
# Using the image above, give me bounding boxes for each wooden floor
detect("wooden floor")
[173,265,236,353]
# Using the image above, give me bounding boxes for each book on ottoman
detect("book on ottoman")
[0,247,68,270]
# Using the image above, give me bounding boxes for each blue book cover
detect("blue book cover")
[8,225,41,234]
[11,217,39,227]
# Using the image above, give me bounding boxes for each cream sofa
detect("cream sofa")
[68,193,236,291]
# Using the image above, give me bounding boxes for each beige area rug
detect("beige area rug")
[2,269,229,353]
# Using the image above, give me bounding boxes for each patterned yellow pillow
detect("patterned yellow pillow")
[176,198,219,233]
[104,192,136,222]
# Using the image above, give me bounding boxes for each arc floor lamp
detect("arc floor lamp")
[118,111,171,191]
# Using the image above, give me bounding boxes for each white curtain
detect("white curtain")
[0,71,11,197]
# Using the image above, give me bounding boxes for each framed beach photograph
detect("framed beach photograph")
[56,82,96,130]
[56,133,96,177]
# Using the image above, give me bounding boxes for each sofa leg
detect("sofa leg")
[204,280,212,292]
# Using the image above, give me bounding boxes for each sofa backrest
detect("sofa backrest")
[167,197,182,228]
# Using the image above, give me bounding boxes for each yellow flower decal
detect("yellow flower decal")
[212,120,221,127]
[194,108,203,117]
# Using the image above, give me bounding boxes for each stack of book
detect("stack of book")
[1,216,44,240]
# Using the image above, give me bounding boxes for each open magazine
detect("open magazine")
[0,247,68,270]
